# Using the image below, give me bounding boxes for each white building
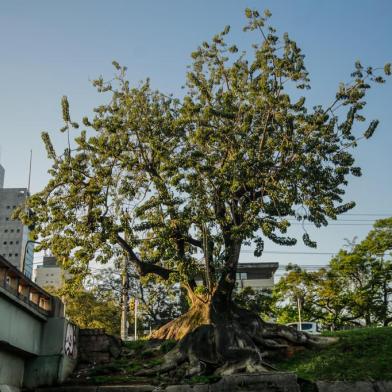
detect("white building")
[34,255,69,290]
[196,262,279,291]
[236,262,279,290]
[0,164,34,278]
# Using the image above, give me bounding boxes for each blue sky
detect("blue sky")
[0,0,391,271]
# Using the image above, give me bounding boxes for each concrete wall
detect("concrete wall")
[0,288,44,355]
[24,318,78,388]
[0,352,25,392]
[0,289,78,391]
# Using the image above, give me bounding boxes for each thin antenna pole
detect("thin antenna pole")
[28,149,32,194]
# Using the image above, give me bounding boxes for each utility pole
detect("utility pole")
[120,253,129,341]
[297,296,302,331]
[134,297,138,341]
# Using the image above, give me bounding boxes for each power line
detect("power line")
[286,219,378,222]
[340,213,392,216]
[288,223,372,226]
[241,250,335,255]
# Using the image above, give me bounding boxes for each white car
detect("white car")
[286,322,321,334]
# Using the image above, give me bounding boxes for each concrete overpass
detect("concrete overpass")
[0,255,78,392]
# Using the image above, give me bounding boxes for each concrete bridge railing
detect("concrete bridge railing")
[0,255,78,392]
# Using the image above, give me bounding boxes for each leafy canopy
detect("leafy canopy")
[16,9,390,292]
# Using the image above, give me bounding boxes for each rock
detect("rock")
[35,387,98,392]
[165,385,209,392]
[373,382,392,392]
[165,372,300,392]
[98,386,155,392]
[316,381,375,392]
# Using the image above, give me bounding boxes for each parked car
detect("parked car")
[286,322,321,334]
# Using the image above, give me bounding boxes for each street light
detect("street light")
[22,240,40,278]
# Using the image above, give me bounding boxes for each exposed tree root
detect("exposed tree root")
[145,300,337,378]
[150,300,210,341]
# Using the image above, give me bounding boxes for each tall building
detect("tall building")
[0,164,34,278]
[34,255,69,290]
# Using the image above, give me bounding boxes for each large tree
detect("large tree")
[17,9,390,376]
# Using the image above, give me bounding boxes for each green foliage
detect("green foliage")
[123,339,148,352]
[94,267,186,330]
[60,286,121,335]
[274,218,392,328]
[233,286,276,319]
[278,328,392,381]
[160,340,177,354]
[15,9,390,302]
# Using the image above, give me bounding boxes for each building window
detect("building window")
[4,229,8,233]
[16,229,20,233]
[3,241,6,245]
[6,206,10,209]
[236,272,248,280]
[14,253,18,257]
[9,241,13,245]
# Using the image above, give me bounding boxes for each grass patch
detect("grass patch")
[140,349,155,359]
[123,340,149,351]
[146,358,164,367]
[124,362,143,373]
[160,340,177,354]
[277,327,392,381]
[88,364,124,376]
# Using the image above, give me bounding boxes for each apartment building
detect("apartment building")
[0,164,34,278]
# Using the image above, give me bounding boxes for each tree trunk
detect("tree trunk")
[148,239,335,377]
[365,313,371,326]
[149,289,335,377]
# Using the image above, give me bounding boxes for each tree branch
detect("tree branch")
[116,234,173,280]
